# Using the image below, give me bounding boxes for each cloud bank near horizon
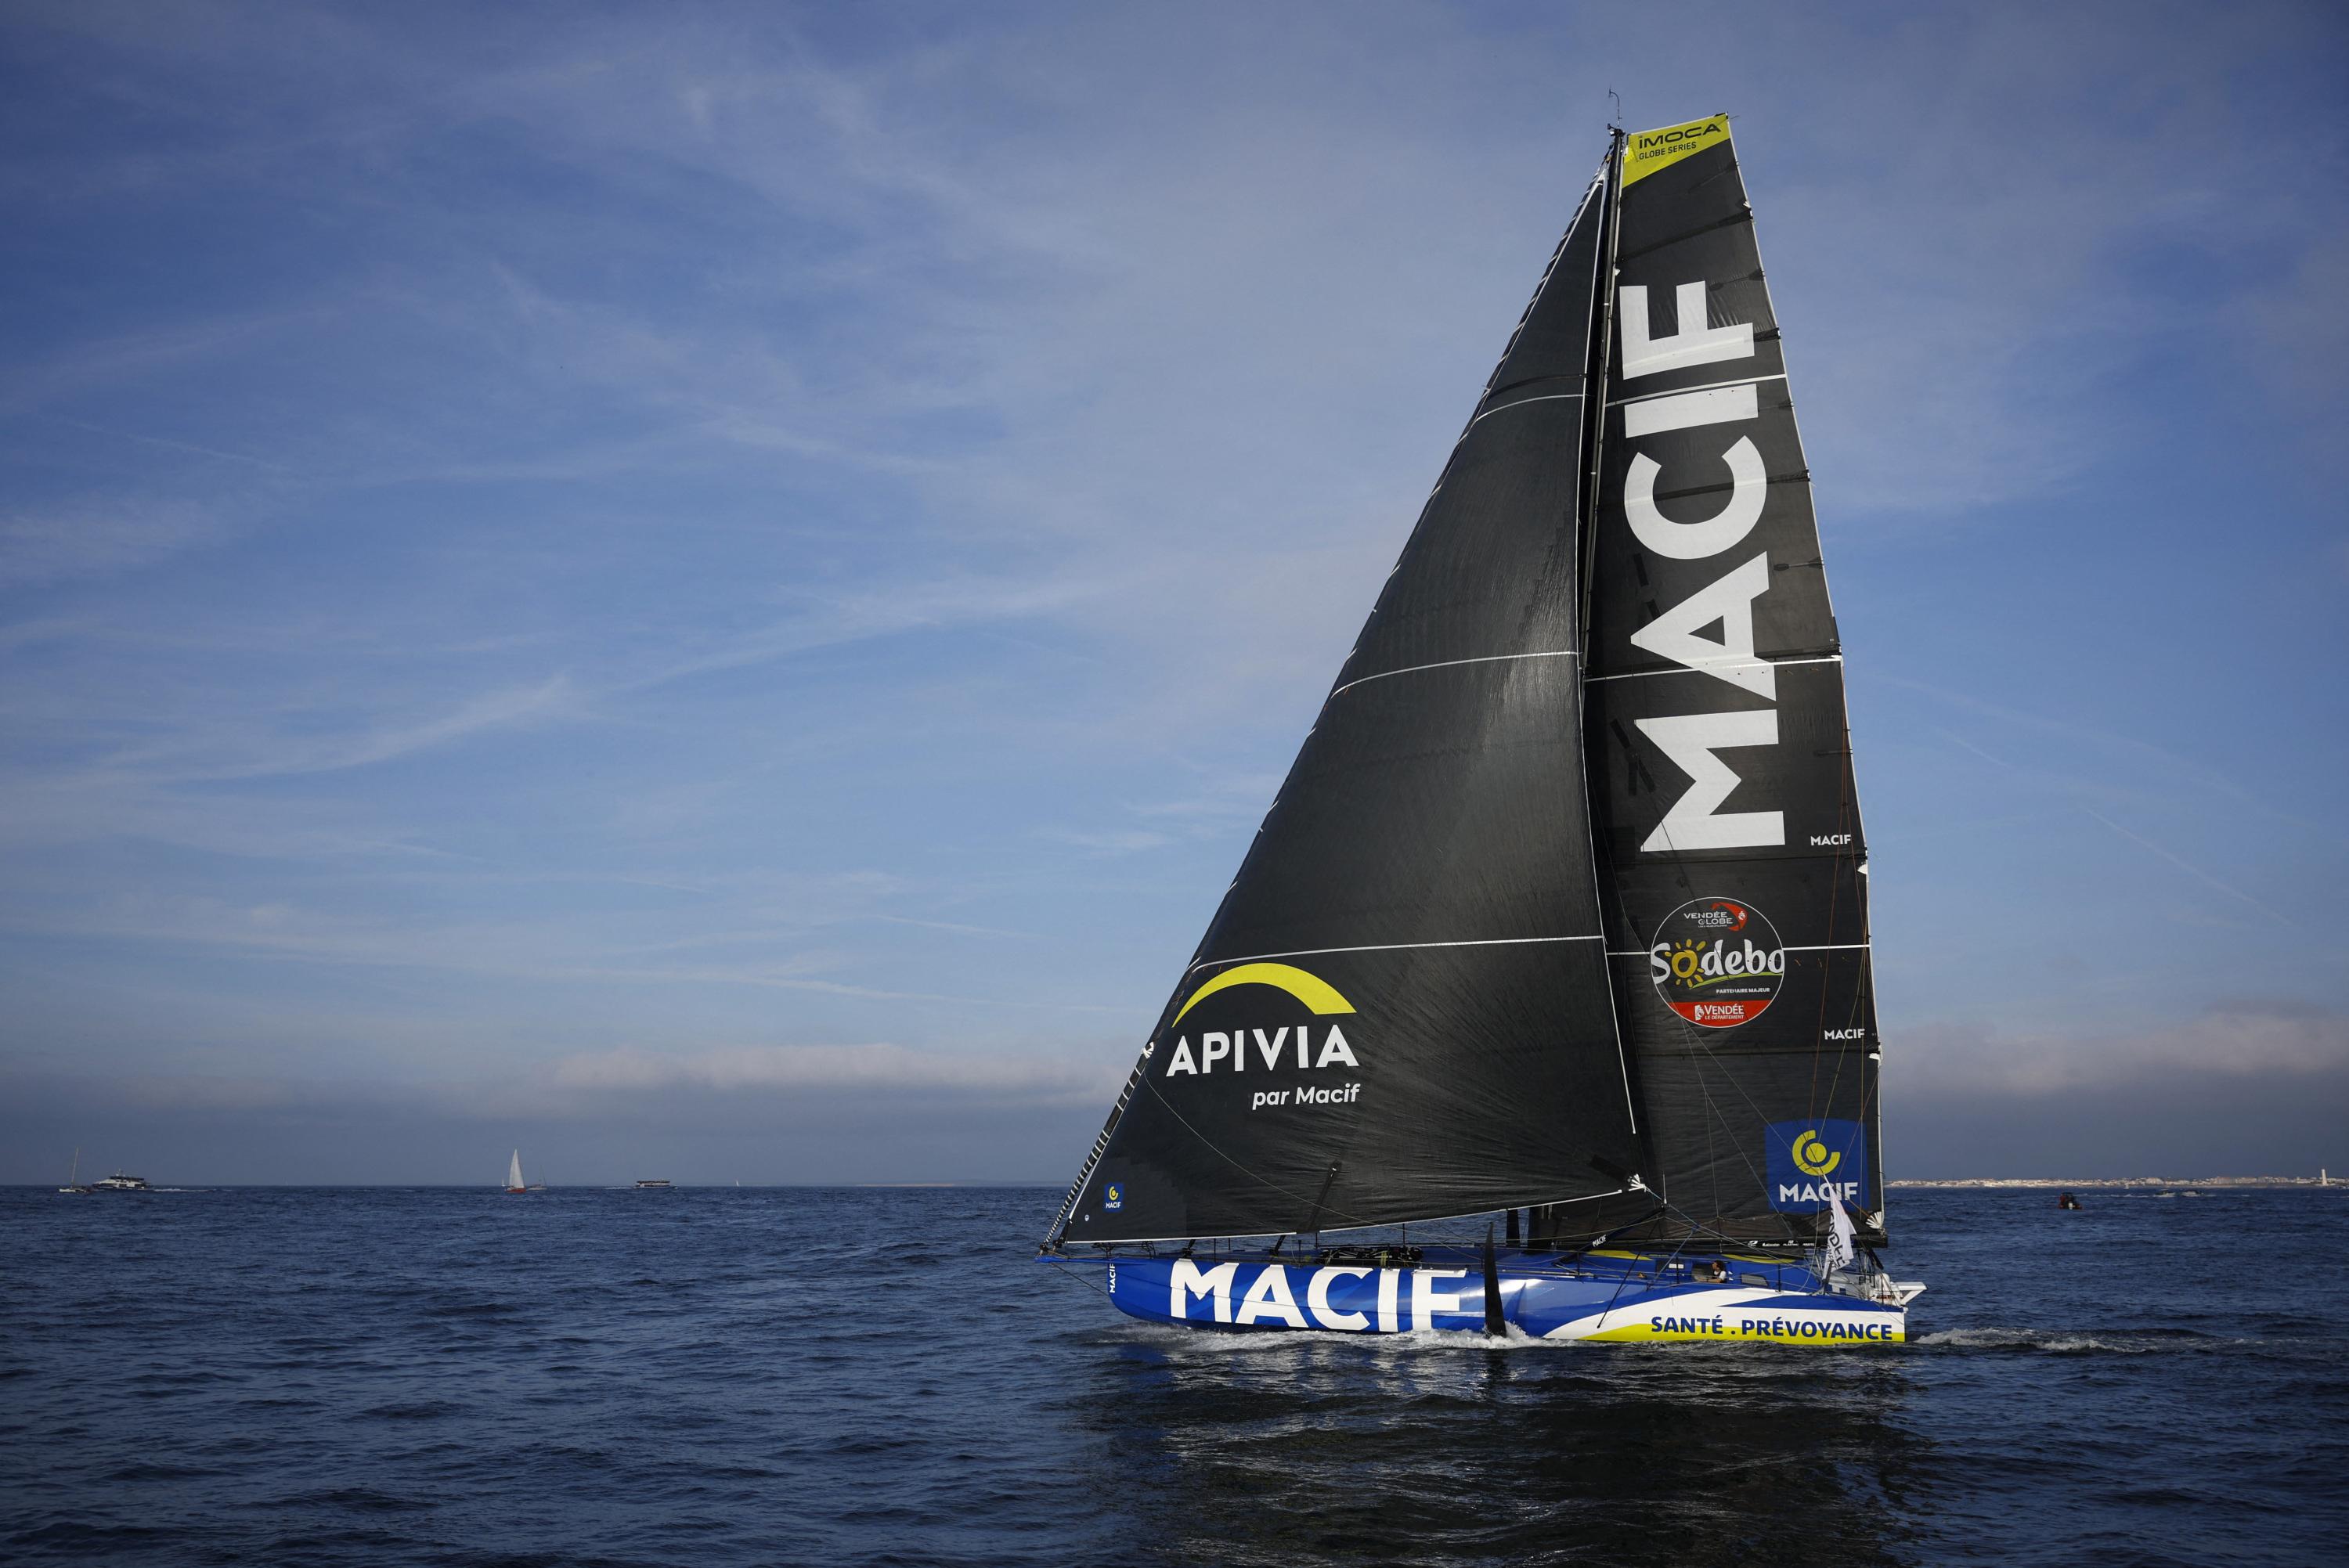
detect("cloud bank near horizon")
[9,1000,2344,1185]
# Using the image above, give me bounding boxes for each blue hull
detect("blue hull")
[1092,1248,1907,1345]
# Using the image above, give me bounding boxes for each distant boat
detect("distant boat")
[2057,1191,2084,1210]
[505,1151,529,1194]
[58,1148,91,1195]
[92,1170,150,1192]
[632,1178,673,1189]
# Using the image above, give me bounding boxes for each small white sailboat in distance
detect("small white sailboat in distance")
[505,1150,527,1194]
[59,1148,90,1195]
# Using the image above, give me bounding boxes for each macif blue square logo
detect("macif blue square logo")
[1102,1183,1123,1212]
[1765,1119,1868,1213]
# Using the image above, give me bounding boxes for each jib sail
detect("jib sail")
[1548,115,1883,1247]
[1049,165,1644,1247]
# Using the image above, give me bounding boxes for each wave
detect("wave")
[1914,1326,2206,1354]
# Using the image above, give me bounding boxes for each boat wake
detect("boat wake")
[1913,1326,2215,1355]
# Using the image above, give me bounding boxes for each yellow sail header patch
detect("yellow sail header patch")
[1171,962,1355,1026]
[1622,114,1731,186]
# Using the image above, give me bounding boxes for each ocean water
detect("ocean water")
[2,1185,2344,1567]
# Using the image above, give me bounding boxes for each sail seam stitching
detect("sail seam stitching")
[1466,391,1586,429]
[1604,943,1868,957]
[1612,372,1786,406]
[1330,649,1578,699]
[1191,934,1604,977]
[1584,654,1841,684]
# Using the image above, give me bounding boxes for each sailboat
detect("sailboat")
[1041,115,1924,1346]
[505,1150,529,1194]
[58,1148,90,1195]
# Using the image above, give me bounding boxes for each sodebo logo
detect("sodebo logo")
[1650,897,1786,1028]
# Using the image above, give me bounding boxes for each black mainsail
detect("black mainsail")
[1052,116,1885,1258]
[1049,167,1644,1247]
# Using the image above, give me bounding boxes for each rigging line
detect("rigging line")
[1690,1066,1751,1231]
[1810,722,1867,1125]
[1188,933,1603,977]
[1807,739,1854,1119]
[1577,124,1641,1144]
[1582,654,1842,685]
[1043,1258,1115,1303]
[1610,370,1788,406]
[1628,800,1782,1209]
[1120,1066,1385,1235]
[1327,648,1579,701]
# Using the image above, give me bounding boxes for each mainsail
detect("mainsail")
[507,1150,525,1191]
[1052,116,1886,1256]
[1546,114,1882,1247]
[1050,166,1644,1247]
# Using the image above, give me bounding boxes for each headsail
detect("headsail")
[1052,165,1644,1247]
[1552,116,1884,1247]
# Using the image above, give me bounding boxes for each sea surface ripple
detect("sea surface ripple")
[3,1185,2345,1566]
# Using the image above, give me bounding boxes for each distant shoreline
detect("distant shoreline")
[1891,1176,2338,1189]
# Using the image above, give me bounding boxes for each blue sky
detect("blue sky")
[3,2,2344,1184]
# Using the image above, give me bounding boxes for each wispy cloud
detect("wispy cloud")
[3,2,2340,1181]
[2078,806,2292,929]
[0,494,269,589]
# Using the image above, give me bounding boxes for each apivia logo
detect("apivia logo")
[1161,961,1361,1077]
[1766,1119,1867,1213]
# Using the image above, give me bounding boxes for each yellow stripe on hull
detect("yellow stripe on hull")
[1575,1321,1904,1346]
[1540,1286,1906,1346]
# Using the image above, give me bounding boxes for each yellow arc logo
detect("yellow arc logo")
[1792,1131,1842,1177]
[1171,962,1355,1026]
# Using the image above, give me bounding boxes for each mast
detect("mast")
[1571,124,1643,1180]
[1049,159,1637,1249]
[1578,125,1626,657]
